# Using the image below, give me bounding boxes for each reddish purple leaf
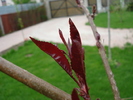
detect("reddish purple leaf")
[59,29,71,57]
[71,89,80,100]
[71,40,85,79]
[69,19,85,79]
[30,37,72,75]
[30,19,91,99]
[69,18,81,44]
[59,29,68,49]
[69,19,89,95]
[68,38,72,57]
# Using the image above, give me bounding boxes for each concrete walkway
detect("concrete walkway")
[0,15,133,55]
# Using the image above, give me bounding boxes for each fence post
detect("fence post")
[0,16,5,35]
[96,0,103,13]
[44,0,52,19]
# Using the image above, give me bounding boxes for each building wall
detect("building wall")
[88,0,96,6]
[102,0,107,7]
[0,0,42,6]
[31,0,42,3]
[0,0,14,6]
[88,0,107,6]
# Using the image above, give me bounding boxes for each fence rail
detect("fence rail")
[1,5,47,35]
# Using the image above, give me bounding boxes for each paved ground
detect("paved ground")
[0,15,133,55]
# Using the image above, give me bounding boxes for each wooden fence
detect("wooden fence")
[1,5,47,34]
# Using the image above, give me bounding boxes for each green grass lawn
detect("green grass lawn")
[86,11,133,28]
[1,41,133,100]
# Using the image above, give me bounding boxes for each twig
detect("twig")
[77,0,121,100]
[0,57,71,100]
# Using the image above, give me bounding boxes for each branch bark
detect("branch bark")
[0,57,71,100]
[78,0,121,100]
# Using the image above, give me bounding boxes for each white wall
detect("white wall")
[31,0,42,3]
[6,0,14,5]
[0,0,42,6]
[0,0,14,6]
[96,0,107,13]
[35,0,41,3]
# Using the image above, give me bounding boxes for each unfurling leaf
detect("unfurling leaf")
[69,18,81,44]
[71,89,80,100]
[59,29,68,50]
[59,29,71,57]
[30,37,72,75]
[69,18,89,97]
[71,40,85,79]
[69,19,86,81]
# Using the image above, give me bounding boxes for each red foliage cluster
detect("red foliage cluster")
[30,19,90,100]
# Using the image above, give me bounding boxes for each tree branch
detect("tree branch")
[0,57,71,100]
[77,0,121,100]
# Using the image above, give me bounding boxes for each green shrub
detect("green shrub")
[0,29,3,37]
[127,2,133,11]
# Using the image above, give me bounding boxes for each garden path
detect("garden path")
[0,15,133,55]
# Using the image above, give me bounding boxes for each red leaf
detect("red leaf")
[71,40,86,81]
[69,19,85,79]
[30,37,72,75]
[68,38,72,57]
[69,18,81,44]
[71,89,80,100]
[59,29,68,49]
[69,19,89,94]
[59,29,71,57]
